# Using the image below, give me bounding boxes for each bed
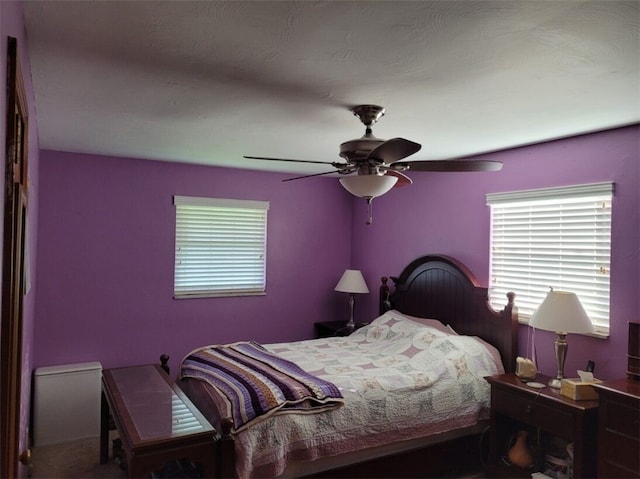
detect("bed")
[176,254,518,478]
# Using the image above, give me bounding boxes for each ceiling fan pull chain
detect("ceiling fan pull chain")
[366,198,374,225]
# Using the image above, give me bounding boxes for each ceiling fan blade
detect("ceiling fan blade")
[385,170,413,187]
[396,159,503,172]
[366,138,422,163]
[282,170,340,182]
[244,155,338,166]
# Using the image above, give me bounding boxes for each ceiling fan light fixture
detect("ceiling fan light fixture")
[339,175,398,199]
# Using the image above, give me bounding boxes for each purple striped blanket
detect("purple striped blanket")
[181,341,344,432]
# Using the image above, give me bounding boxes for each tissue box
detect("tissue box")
[560,378,602,400]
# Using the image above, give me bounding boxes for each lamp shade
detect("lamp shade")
[335,269,369,294]
[339,175,397,199]
[529,291,594,334]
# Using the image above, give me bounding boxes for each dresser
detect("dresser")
[592,321,640,478]
[592,379,640,477]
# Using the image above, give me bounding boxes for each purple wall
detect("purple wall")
[34,152,353,374]
[35,126,638,384]
[352,125,639,381]
[1,2,40,476]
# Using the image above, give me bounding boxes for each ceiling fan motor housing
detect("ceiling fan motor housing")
[340,104,388,163]
[339,137,385,163]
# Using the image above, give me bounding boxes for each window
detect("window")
[487,182,613,335]
[173,196,269,298]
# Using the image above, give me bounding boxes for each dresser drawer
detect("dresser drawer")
[492,387,574,439]
[602,397,640,440]
[598,432,639,475]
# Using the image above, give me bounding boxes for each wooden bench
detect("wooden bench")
[100,364,218,478]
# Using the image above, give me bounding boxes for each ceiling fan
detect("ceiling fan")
[245,104,502,224]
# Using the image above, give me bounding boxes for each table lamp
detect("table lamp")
[529,289,594,388]
[335,269,369,330]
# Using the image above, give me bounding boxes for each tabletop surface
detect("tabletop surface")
[104,364,214,444]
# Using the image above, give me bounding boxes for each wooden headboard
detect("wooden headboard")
[380,254,518,373]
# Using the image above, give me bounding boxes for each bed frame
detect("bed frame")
[175,254,518,478]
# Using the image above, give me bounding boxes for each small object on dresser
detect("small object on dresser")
[560,378,602,400]
[560,370,602,400]
[515,357,537,380]
[586,359,595,373]
[527,381,545,389]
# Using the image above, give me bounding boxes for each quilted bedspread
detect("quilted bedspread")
[192,310,504,478]
[181,341,344,432]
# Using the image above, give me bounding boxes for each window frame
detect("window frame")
[173,195,269,299]
[486,182,614,336]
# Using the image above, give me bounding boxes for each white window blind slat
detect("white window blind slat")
[487,182,613,334]
[173,196,269,298]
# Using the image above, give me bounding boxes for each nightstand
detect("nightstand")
[314,321,367,338]
[485,373,598,478]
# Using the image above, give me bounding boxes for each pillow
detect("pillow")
[386,310,458,335]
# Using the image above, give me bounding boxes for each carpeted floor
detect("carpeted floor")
[31,432,126,479]
[30,434,485,479]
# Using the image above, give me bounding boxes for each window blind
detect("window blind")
[486,182,613,334]
[173,196,269,298]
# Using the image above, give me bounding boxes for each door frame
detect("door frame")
[1,35,29,479]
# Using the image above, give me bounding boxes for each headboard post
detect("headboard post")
[160,354,170,375]
[500,292,519,373]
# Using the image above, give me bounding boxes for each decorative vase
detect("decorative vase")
[508,430,533,469]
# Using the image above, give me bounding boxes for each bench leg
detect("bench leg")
[100,391,110,464]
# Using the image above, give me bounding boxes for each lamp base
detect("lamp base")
[551,332,568,389]
[548,378,562,389]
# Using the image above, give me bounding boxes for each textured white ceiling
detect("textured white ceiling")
[23,1,639,176]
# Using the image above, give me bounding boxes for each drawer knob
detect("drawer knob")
[525,404,533,414]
